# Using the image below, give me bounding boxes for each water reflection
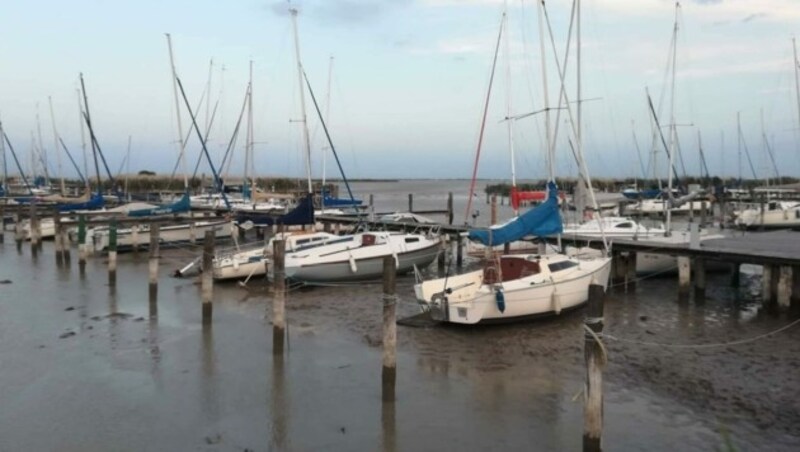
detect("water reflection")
[269,354,289,451]
[381,399,396,452]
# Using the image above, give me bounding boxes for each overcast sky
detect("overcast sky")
[1,0,799,182]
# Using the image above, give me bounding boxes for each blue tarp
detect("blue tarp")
[622,188,661,200]
[235,193,315,226]
[468,181,563,246]
[128,192,191,217]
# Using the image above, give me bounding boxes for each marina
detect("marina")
[2,0,800,450]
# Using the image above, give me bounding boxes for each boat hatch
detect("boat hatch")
[548,260,579,272]
[617,222,633,228]
[405,237,420,243]
[362,234,377,246]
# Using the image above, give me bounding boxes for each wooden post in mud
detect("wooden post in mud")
[625,253,637,290]
[762,264,775,306]
[382,255,397,402]
[60,218,70,265]
[777,266,792,309]
[792,266,800,307]
[678,256,691,299]
[408,193,413,213]
[108,219,118,285]
[131,224,139,253]
[29,203,40,252]
[54,210,63,265]
[583,284,605,452]
[700,201,708,228]
[456,234,463,268]
[189,221,197,245]
[148,223,160,296]
[437,239,446,271]
[14,213,23,250]
[0,202,4,244]
[78,214,87,272]
[202,230,214,325]
[272,238,286,355]
[693,257,705,300]
[730,263,740,287]
[490,195,497,225]
[447,192,454,225]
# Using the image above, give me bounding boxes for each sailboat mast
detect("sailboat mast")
[165,33,188,190]
[794,38,800,141]
[0,117,6,190]
[76,88,90,191]
[48,96,65,195]
[206,59,213,138]
[322,56,334,210]
[537,0,554,181]
[737,111,742,182]
[503,1,517,216]
[79,74,103,191]
[244,60,253,198]
[125,135,131,197]
[665,2,679,234]
[35,104,50,185]
[290,8,313,194]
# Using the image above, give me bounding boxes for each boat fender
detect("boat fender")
[551,291,561,315]
[349,255,357,273]
[495,287,506,313]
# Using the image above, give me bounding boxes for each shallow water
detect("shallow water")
[1,181,799,451]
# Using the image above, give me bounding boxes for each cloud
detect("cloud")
[267,0,412,25]
[741,12,767,23]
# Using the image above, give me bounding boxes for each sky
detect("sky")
[1,0,799,182]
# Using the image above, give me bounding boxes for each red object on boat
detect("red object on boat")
[510,187,546,210]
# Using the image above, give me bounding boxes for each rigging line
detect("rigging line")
[738,125,759,180]
[632,121,647,180]
[1,130,34,195]
[58,137,86,185]
[301,69,358,214]
[191,99,221,182]
[79,73,103,193]
[167,88,209,187]
[175,77,230,210]
[464,10,505,225]
[219,84,251,182]
[646,90,681,184]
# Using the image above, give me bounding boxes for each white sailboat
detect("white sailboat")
[413,1,611,324]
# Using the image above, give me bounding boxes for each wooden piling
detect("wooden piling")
[700,201,707,227]
[730,263,740,287]
[792,266,800,307]
[272,238,286,355]
[131,224,140,253]
[408,193,413,213]
[625,253,637,291]
[678,256,691,299]
[78,214,87,273]
[54,210,63,265]
[583,284,606,452]
[762,264,775,306]
[693,257,706,300]
[0,202,4,244]
[447,192,454,225]
[14,213,23,251]
[29,203,40,251]
[108,219,118,285]
[490,195,497,225]
[149,223,160,294]
[202,230,214,325]
[437,240,445,271]
[777,266,792,309]
[60,220,70,265]
[382,255,397,402]
[456,234,463,268]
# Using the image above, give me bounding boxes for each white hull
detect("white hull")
[91,220,233,252]
[285,232,441,283]
[21,218,57,240]
[414,254,611,324]
[734,202,800,229]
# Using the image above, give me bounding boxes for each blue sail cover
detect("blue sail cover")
[128,192,191,217]
[468,181,563,246]
[236,193,315,226]
[58,193,105,212]
[321,189,362,207]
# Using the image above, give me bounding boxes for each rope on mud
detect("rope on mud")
[604,317,800,349]
[301,280,385,288]
[606,263,680,288]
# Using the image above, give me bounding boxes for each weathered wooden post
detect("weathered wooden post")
[678,256,691,299]
[382,255,397,402]
[792,266,800,308]
[131,224,140,253]
[272,238,286,355]
[202,230,214,325]
[777,266,792,309]
[456,234,463,268]
[408,193,413,213]
[437,239,446,271]
[583,284,606,452]
[0,202,4,244]
[688,201,694,222]
[730,263,740,287]
[447,192,454,225]
[14,213,23,251]
[60,218,70,265]
[700,200,708,228]
[78,214,87,273]
[625,252,637,291]
[762,264,775,306]
[108,219,118,285]
[29,203,40,252]
[490,195,497,225]
[693,257,706,300]
[149,223,160,297]
[54,210,64,265]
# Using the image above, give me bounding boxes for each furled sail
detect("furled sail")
[468,181,563,246]
[235,193,315,226]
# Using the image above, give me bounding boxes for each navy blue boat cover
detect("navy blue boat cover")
[58,193,105,212]
[235,193,315,226]
[468,181,563,246]
[128,192,191,217]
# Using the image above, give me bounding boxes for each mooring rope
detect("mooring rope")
[604,317,800,349]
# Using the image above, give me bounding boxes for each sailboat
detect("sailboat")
[414,1,611,324]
